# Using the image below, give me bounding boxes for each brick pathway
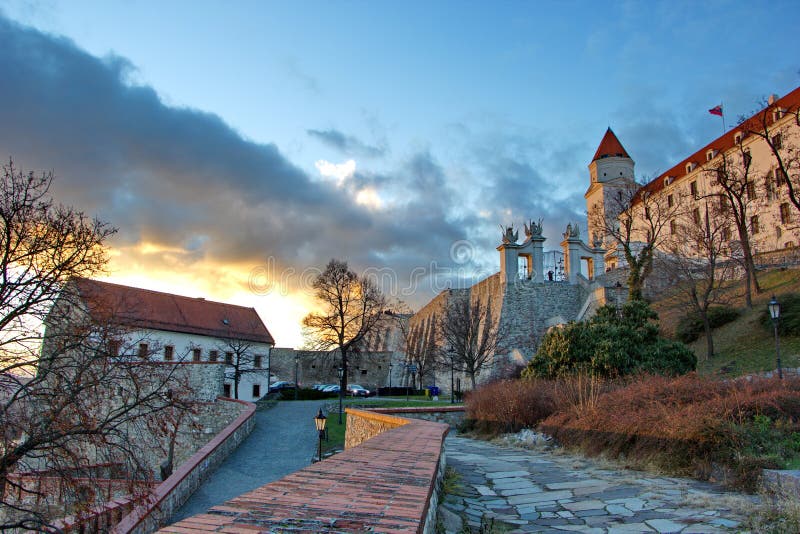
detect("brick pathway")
[442,435,758,533]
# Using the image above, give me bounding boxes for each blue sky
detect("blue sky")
[2,0,800,346]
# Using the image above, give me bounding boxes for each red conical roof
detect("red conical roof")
[592,128,630,161]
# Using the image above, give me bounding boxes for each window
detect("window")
[223,384,231,397]
[690,181,698,197]
[746,181,756,200]
[772,133,783,149]
[252,384,261,398]
[361,369,367,375]
[138,343,149,358]
[670,220,677,235]
[706,150,715,162]
[765,175,775,201]
[664,176,674,187]
[686,162,696,174]
[107,340,121,358]
[209,350,218,362]
[751,215,760,234]
[667,194,674,208]
[743,150,752,168]
[734,133,742,144]
[692,208,701,225]
[254,354,263,368]
[225,352,233,365]
[777,226,783,239]
[193,348,201,362]
[774,109,784,121]
[780,203,792,225]
[164,345,174,361]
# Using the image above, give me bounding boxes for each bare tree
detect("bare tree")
[703,147,761,307]
[663,202,735,360]
[0,161,191,531]
[403,315,439,389]
[302,260,388,415]
[590,184,681,301]
[216,336,270,399]
[437,292,509,390]
[739,98,800,216]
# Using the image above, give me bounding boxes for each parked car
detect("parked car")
[269,381,296,392]
[347,384,372,397]
[322,384,340,393]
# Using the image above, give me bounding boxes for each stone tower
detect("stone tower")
[584,128,638,267]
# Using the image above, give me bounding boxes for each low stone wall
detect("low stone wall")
[370,406,466,428]
[160,408,449,533]
[110,397,255,534]
[761,469,800,496]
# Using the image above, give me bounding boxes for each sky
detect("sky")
[1,0,799,347]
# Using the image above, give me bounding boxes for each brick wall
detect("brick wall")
[160,408,449,534]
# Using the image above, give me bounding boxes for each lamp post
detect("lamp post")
[337,366,344,424]
[294,354,299,401]
[450,354,455,404]
[768,295,783,379]
[314,408,327,463]
[388,362,393,389]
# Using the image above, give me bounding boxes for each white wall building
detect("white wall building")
[72,278,275,401]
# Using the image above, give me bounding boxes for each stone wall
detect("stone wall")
[371,406,466,428]
[271,347,394,390]
[344,408,408,449]
[160,409,449,534]
[111,398,256,534]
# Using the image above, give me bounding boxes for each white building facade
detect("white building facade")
[72,278,275,401]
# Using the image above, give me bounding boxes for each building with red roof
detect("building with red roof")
[67,278,275,401]
[588,87,800,271]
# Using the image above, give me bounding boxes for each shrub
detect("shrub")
[523,300,695,379]
[464,379,558,435]
[761,293,800,337]
[676,305,740,343]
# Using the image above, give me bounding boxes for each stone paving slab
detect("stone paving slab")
[440,435,758,533]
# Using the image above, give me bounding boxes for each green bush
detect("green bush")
[761,293,800,337]
[523,300,696,379]
[676,306,740,343]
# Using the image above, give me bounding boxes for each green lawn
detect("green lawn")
[651,266,800,377]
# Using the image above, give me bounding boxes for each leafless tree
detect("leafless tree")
[703,147,762,307]
[403,315,439,389]
[739,98,800,217]
[663,202,736,360]
[215,336,270,399]
[0,161,191,531]
[302,259,388,404]
[437,292,509,390]
[590,184,682,300]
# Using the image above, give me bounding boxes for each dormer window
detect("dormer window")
[734,132,742,145]
[706,150,717,162]
[664,176,674,187]
[773,108,784,121]
[686,162,697,174]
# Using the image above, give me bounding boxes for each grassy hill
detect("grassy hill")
[650,266,800,377]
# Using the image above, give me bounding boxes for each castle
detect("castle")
[410,86,800,390]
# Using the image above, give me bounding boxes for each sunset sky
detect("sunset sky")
[2,1,800,347]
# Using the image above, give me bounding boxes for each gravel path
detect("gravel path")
[170,400,324,523]
[441,435,759,533]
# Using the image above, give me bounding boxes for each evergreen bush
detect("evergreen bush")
[523,300,696,379]
[676,306,740,343]
[760,293,800,337]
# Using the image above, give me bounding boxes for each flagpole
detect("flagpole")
[721,101,726,133]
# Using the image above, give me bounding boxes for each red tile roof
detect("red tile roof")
[592,127,631,161]
[636,86,800,201]
[73,278,274,345]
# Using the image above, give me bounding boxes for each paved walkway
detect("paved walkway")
[442,435,759,533]
[170,400,323,523]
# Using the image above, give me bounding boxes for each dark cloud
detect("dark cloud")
[307,128,387,158]
[0,14,466,301]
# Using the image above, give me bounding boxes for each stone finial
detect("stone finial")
[524,218,543,238]
[500,225,518,245]
[563,222,580,239]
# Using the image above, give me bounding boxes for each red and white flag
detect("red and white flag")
[709,105,723,116]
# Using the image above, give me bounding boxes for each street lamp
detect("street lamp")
[768,295,783,379]
[294,354,299,401]
[388,362,393,390]
[337,366,344,424]
[313,408,327,463]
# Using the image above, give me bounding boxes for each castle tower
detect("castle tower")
[585,128,638,267]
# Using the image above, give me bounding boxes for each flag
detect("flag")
[709,105,723,116]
